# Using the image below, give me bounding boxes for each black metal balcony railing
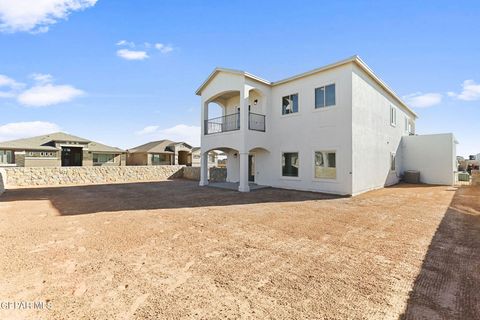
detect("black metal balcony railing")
[248,112,266,132]
[205,113,240,135]
[204,112,266,135]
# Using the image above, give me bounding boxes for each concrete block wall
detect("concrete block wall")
[182,167,226,182]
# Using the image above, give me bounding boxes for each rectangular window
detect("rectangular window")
[282,152,299,177]
[390,153,396,171]
[0,150,14,164]
[315,151,337,179]
[315,84,336,108]
[93,153,115,164]
[390,106,397,126]
[405,117,408,132]
[282,94,298,115]
[151,153,170,165]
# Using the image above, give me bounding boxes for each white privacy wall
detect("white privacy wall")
[401,133,457,185]
[351,65,416,195]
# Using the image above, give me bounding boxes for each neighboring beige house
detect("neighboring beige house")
[127,140,193,166]
[0,132,125,167]
[191,147,222,167]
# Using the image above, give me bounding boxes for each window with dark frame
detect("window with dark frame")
[282,94,298,115]
[282,152,299,177]
[315,84,336,108]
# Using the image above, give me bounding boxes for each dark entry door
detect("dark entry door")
[61,147,83,167]
[248,155,255,182]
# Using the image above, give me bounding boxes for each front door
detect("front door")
[248,155,255,182]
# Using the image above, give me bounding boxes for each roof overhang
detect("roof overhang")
[195,67,270,96]
[195,55,418,119]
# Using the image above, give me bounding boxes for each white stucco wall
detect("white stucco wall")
[351,65,417,195]
[252,63,354,195]
[401,133,457,185]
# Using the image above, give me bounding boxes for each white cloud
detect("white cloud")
[0,73,84,107]
[0,74,22,88]
[0,0,98,33]
[17,83,84,107]
[0,121,61,142]
[154,43,173,54]
[30,73,53,84]
[448,80,480,101]
[0,74,25,97]
[135,124,200,146]
[116,39,135,47]
[403,92,443,108]
[135,125,159,135]
[116,49,149,61]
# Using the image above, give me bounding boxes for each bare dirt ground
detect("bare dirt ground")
[0,180,478,320]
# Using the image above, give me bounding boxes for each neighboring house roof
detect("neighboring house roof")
[128,140,176,154]
[0,132,125,153]
[88,141,124,153]
[128,140,194,154]
[127,140,192,153]
[195,55,418,118]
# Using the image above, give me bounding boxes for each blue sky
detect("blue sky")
[0,0,478,156]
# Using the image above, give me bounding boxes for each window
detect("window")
[315,84,336,108]
[390,153,396,171]
[282,152,299,177]
[93,153,115,164]
[314,151,336,179]
[390,106,397,126]
[282,94,298,115]
[0,150,13,164]
[151,153,170,165]
[404,117,408,132]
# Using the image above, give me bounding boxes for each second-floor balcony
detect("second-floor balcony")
[205,112,265,135]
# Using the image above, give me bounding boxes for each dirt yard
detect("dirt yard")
[0,180,478,319]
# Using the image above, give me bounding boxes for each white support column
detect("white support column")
[199,151,209,186]
[238,152,250,192]
[239,87,249,133]
[201,101,209,135]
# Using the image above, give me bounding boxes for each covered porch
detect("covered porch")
[199,146,269,192]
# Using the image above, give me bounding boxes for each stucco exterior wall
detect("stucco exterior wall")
[253,64,354,195]
[126,153,148,166]
[23,157,61,167]
[401,133,457,185]
[3,165,184,187]
[351,65,416,195]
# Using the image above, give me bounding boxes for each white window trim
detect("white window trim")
[281,93,299,116]
[280,151,300,179]
[390,106,397,127]
[312,150,339,182]
[314,83,336,109]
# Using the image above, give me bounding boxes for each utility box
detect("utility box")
[404,170,420,184]
[458,172,470,182]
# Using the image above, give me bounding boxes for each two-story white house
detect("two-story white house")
[196,56,457,195]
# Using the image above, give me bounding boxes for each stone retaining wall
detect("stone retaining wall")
[3,166,184,188]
